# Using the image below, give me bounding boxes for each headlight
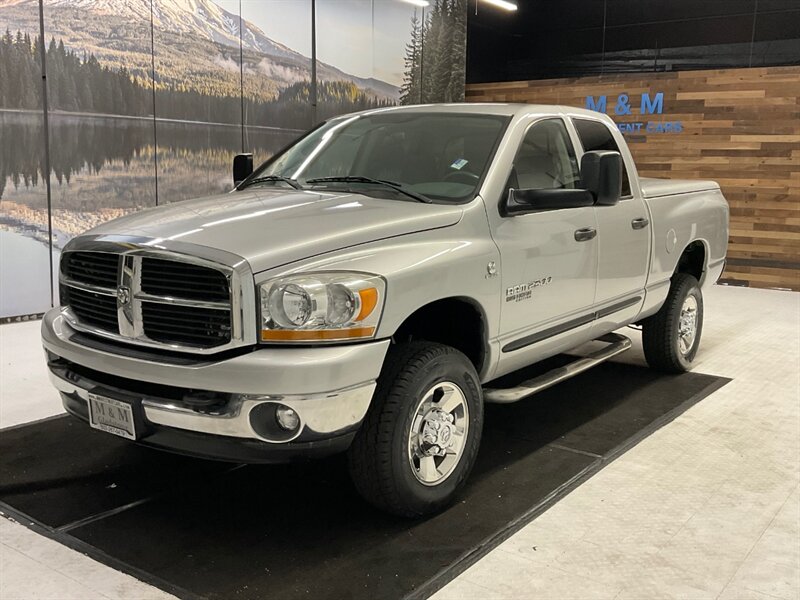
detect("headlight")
[258,272,385,342]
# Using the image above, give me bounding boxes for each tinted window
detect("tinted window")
[248,112,510,203]
[573,119,632,196]
[511,119,581,191]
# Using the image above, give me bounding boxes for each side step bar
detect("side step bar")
[483,333,632,404]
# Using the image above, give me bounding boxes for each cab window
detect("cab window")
[573,119,632,197]
[509,119,581,194]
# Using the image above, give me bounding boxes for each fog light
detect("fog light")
[275,406,300,431]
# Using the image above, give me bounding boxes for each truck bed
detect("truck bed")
[639,177,720,199]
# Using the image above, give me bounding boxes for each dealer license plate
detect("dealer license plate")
[88,392,136,440]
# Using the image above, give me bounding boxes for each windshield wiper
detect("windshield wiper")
[239,175,303,190]
[305,176,432,204]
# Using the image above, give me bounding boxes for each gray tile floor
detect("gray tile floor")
[1,284,798,599]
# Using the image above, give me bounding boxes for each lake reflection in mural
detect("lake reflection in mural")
[0,111,296,317]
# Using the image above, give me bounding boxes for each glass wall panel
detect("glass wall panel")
[378,0,467,105]
[0,18,53,317]
[316,0,389,121]
[240,0,312,166]
[42,0,158,307]
[153,0,244,203]
[375,0,413,104]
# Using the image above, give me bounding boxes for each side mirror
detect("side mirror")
[507,188,595,213]
[233,153,253,187]
[580,150,622,206]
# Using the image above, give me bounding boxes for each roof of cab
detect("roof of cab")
[349,102,607,120]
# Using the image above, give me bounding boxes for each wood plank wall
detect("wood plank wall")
[466,66,800,291]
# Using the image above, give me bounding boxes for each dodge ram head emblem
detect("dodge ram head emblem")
[116,286,131,305]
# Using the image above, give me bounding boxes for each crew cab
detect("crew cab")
[42,104,729,516]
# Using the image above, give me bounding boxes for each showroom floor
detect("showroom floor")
[1,284,798,600]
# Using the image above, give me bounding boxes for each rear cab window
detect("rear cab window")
[573,119,633,197]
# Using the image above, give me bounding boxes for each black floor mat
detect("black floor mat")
[0,363,728,600]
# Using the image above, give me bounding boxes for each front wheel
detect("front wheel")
[642,272,704,373]
[347,342,483,517]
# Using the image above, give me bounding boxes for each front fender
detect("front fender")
[256,200,502,378]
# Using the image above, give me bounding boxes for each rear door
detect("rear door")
[571,117,650,329]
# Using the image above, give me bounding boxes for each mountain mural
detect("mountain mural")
[0,0,399,105]
[0,0,469,318]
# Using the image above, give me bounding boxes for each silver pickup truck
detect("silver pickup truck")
[42,104,728,516]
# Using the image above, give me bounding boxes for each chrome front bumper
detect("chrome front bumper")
[42,309,389,458]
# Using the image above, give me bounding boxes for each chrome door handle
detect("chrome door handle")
[574,227,597,242]
[631,217,649,230]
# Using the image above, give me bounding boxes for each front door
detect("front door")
[490,118,598,363]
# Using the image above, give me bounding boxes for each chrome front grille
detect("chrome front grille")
[141,301,231,347]
[62,252,119,289]
[59,246,244,352]
[60,285,120,333]
[140,257,229,302]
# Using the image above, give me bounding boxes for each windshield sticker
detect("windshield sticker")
[450,158,469,170]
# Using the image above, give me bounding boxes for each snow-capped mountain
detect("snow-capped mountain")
[0,0,399,99]
[41,0,303,60]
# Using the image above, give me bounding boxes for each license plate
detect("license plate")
[88,392,136,440]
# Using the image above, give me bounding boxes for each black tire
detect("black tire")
[642,273,704,373]
[347,341,483,518]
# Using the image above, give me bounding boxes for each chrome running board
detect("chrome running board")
[483,333,632,404]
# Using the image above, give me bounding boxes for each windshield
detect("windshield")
[243,111,510,203]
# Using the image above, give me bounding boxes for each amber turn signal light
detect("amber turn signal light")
[356,287,379,322]
[260,327,376,342]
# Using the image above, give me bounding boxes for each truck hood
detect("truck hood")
[88,188,463,273]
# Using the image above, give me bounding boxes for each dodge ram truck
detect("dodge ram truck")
[42,104,729,516]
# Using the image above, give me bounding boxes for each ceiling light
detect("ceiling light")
[398,0,430,6]
[482,0,518,10]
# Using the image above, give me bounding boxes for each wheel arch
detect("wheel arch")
[391,296,489,374]
[674,238,709,285]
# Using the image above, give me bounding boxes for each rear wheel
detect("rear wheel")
[347,342,483,517]
[642,273,704,373]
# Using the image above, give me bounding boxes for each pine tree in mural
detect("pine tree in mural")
[446,1,467,102]
[0,29,42,110]
[400,13,423,105]
[400,0,467,106]
[0,32,155,116]
[421,3,442,102]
